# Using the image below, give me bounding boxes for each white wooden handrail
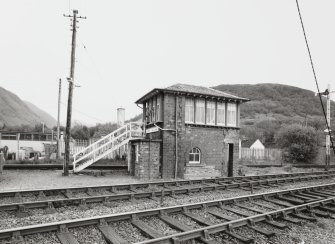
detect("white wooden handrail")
[72,122,142,172]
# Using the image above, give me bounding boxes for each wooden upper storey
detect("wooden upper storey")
[135,84,249,129]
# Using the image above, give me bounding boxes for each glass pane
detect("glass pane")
[190,154,195,162]
[195,154,200,162]
[217,109,224,125]
[185,98,194,123]
[196,99,205,124]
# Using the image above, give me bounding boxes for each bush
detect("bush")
[275,124,318,163]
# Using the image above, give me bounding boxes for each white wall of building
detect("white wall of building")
[250,139,265,150]
[0,139,53,154]
[0,139,83,159]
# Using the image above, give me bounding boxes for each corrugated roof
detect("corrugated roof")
[135,83,249,103]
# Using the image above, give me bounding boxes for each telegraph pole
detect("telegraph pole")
[63,10,86,176]
[325,84,331,169]
[318,84,334,170]
[57,79,61,159]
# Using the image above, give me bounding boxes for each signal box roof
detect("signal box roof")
[135,83,249,104]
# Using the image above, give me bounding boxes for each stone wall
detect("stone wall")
[130,140,161,180]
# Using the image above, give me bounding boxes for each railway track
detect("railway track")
[1,170,335,216]
[2,164,127,170]
[1,182,335,243]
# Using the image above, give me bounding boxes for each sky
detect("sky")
[0,0,334,126]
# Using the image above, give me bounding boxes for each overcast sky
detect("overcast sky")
[1,0,334,125]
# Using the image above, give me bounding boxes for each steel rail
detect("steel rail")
[2,164,127,170]
[1,170,334,197]
[0,172,334,213]
[137,196,335,244]
[1,182,335,242]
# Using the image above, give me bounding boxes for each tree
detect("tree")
[71,124,91,140]
[275,124,318,163]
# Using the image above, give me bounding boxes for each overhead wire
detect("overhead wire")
[295,0,335,154]
[60,101,105,123]
[80,40,105,83]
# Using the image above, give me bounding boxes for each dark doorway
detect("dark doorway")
[227,143,234,177]
[130,145,136,176]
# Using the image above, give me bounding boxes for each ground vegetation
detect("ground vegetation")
[275,124,319,163]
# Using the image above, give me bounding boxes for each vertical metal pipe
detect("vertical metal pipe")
[174,95,178,179]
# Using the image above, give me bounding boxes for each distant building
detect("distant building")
[129,84,249,179]
[0,131,85,160]
[250,139,265,150]
[0,131,57,159]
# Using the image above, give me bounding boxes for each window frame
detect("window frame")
[189,147,201,164]
[195,99,205,124]
[227,103,237,127]
[206,100,216,125]
[217,101,226,126]
[185,98,195,123]
[156,96,161,121]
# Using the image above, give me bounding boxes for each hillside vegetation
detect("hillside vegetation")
[214,83,332,123]
[0,87,56,128]
[213,83,334,146]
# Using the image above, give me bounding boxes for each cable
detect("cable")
[60,101,105,123]
[295,0,335,154]
[80,41,105,82]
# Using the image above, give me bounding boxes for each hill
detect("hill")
[25,101,57,128]
[213,83,332,125]
[213,83,333,146]
[0,87,56,128]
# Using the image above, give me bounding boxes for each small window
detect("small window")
[145,102,150,124]
[156,96,161,121]
[152,98,156,122]
[189,147,201,164]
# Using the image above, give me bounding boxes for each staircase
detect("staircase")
[73,122,143,173]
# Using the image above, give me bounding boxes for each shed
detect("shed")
[250,139,265,150]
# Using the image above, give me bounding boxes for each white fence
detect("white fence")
[0,138,90,160]
[240,148,282,161]
[44,140,90,158]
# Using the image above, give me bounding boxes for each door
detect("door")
[227,143,234,177]
[130,145,136,176]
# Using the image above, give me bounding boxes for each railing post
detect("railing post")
[93,143,96,161]
[73,154,76,171]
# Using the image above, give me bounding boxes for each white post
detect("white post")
[17,133,20,160]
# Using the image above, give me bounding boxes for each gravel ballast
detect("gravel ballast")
[1,178,335,230]
[2,169,335,243]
